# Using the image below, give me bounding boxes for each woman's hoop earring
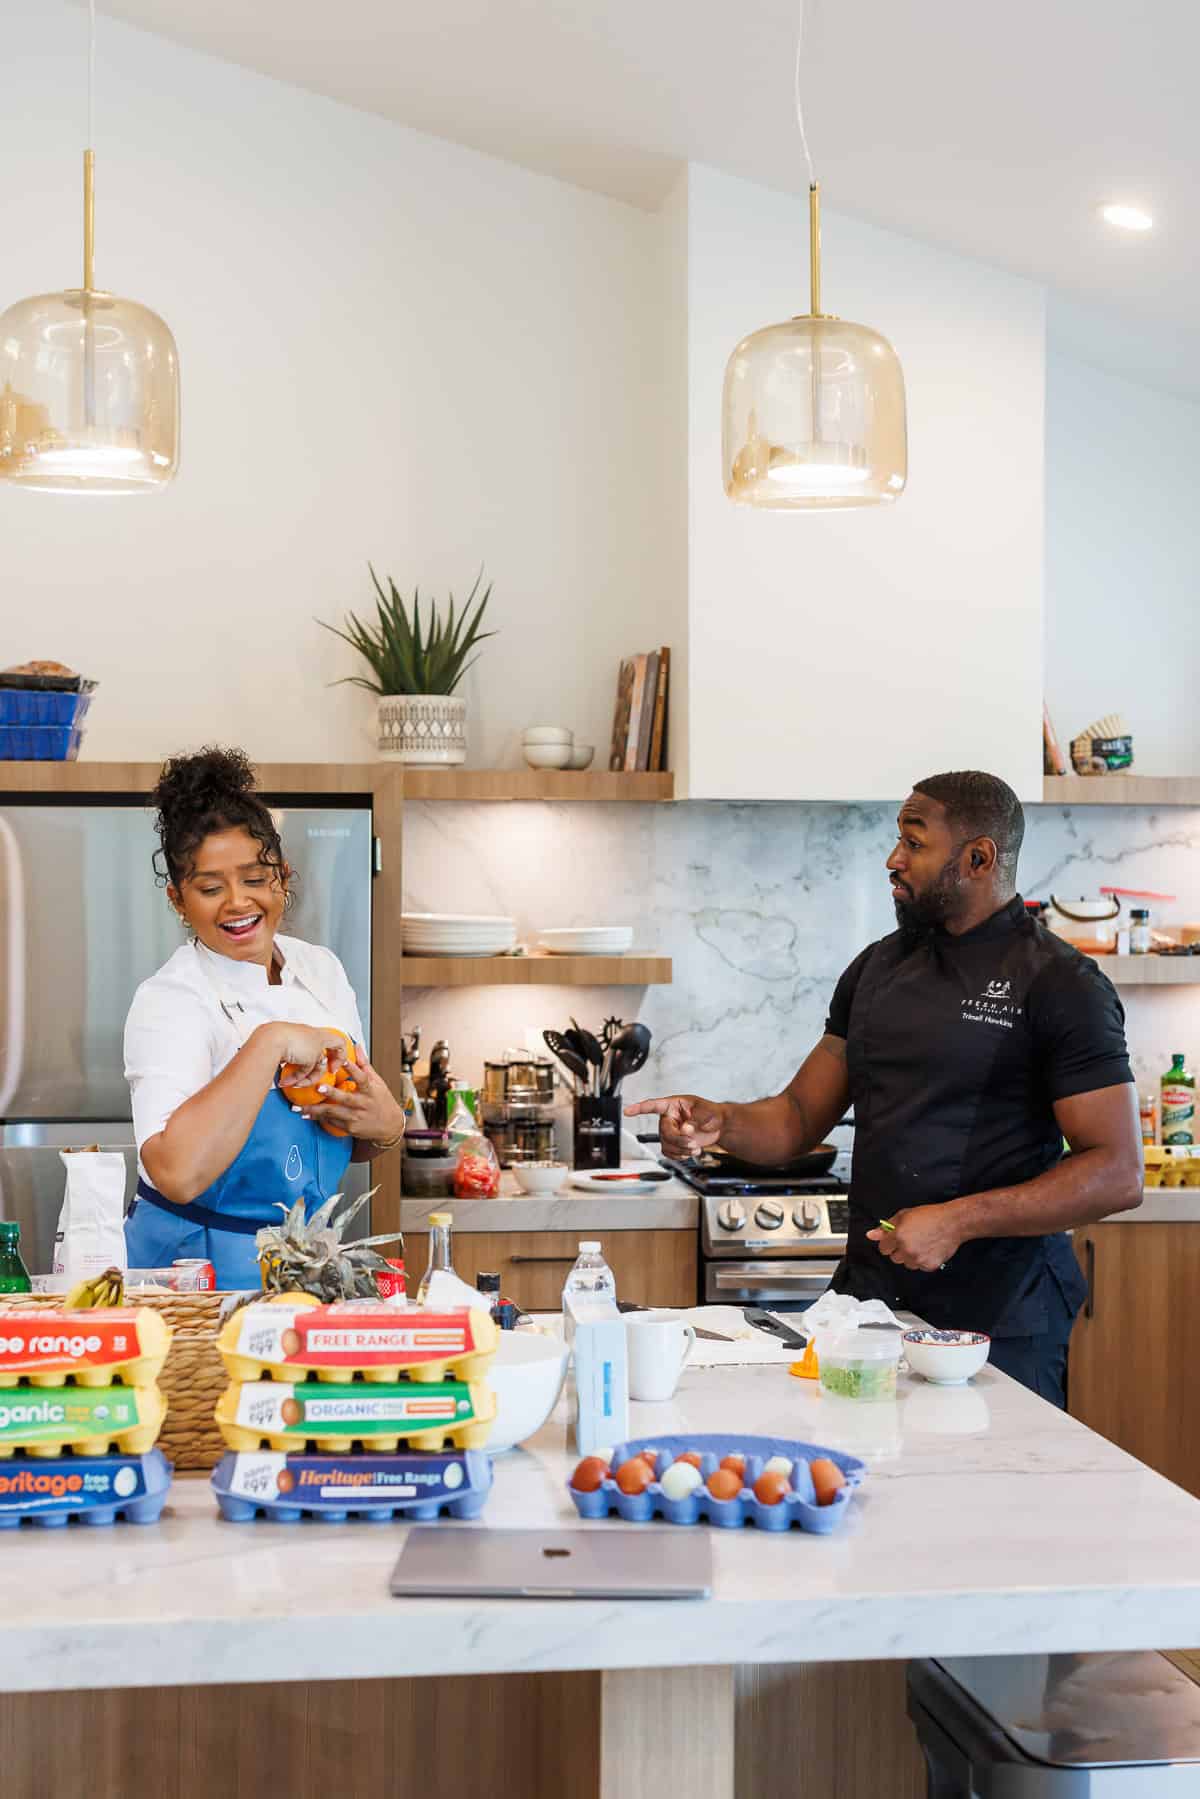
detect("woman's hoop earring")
[284,889,294,913]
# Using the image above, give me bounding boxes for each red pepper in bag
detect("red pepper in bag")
[454,1134,501,1198]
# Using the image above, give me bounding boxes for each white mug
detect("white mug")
[626,1313,696,1402]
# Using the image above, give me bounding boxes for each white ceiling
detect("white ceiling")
[98,0,1197,363]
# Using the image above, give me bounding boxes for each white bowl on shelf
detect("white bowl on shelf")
[522,725,573,745]
[511,1161,569,1195]
[566,744,595,770]
[537,926,634,955]
[523,743,573,770]
[486,1332,570,1453]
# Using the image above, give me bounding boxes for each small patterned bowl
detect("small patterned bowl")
[902,1328,990,1386]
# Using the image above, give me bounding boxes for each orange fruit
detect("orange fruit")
[280,1030,360,1133]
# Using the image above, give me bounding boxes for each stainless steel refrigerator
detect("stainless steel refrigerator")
[0,796,374,1272]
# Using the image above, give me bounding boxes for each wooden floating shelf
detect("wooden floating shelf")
[401,769,674,802]
[1092,958,1200,986]
[399,954,673,987]
[1043,775,1200,806]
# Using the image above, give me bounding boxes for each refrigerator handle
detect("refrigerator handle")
[372,836,383,876]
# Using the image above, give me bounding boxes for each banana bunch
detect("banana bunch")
[63,1266,125,1310]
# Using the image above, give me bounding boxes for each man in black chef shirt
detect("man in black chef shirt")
[628,770,1143,1406]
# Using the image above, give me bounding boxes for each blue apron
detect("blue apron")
[124,949,355,1288]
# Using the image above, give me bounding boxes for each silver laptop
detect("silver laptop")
[389,1527,712,1600]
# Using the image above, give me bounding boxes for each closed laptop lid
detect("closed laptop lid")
[390,1527,712,1600]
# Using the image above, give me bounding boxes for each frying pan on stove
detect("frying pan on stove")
[686,1144,838,1179]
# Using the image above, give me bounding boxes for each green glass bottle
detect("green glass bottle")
[0,1221,32,1294]
[1162,1054,1196,1147]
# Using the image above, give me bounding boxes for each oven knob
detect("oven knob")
[793,1200,821,1232]
[717,1200,746,1232]
[754,1200,785,1230]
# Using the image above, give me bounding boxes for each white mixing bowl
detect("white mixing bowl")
[486,1331,569,1453]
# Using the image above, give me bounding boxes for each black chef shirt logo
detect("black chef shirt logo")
[962,976,1017,1030]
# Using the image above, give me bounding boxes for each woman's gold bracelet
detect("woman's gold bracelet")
[369,1130,406,1153]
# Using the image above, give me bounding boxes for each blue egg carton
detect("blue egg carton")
[0,1449,172,1529]
[0,723,85,761]
[567,1433,865,1534]
[0,688,92,727]
[211,1449,493,1523]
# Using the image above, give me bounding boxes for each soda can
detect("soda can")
[373,1258,406,1300]
[172,1258,216,1292]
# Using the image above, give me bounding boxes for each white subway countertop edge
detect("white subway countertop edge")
[3,1360,1200,1692]
[1100,1191,1200,1223]
[400,1184,699,1231]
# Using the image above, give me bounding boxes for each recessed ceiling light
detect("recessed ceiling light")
[1100,203,1153,232]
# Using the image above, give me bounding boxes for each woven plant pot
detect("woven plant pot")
[376,693,467,765]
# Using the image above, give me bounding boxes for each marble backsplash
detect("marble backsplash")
[401,800,1200,1108]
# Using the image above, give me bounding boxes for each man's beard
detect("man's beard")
[892,856,966,941]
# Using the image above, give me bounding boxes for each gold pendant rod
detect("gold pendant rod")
[808,181,821,317]
[83,149,95,291]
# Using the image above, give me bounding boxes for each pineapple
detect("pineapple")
[255,1191,403,1302]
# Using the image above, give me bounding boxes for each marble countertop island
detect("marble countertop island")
[4,1352,1200,1697]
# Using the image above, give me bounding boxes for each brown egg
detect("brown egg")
[706,1468,742,1502]
[674,1451,704,1469]
[719,1453,746,1475]
[810,1457,847,1508]
[570,1456,610,1493]
[753,1471,790,1507]
[616,1457,654,1495]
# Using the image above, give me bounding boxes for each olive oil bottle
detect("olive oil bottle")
[1162,1053,1196,1147]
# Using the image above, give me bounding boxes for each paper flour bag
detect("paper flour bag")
[53,1150,128,1280]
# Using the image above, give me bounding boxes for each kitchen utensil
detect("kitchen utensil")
[605,1021,652,1093]
[570,1018,604,1068]
[587,1168,670,1183]
[742,1308,809,1351]
[542,1030,589,1088]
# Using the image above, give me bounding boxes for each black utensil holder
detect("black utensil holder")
[573,1096,622,1169]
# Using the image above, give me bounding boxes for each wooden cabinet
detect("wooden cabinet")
[1069,1223,1200,1498]
[405,1229,698,1312]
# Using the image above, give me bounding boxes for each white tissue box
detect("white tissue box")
[570,1301,628,1456]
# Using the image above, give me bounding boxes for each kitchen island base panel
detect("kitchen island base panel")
[0,1661,927,1799]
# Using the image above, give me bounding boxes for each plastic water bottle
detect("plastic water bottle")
[562,1240,616,1342]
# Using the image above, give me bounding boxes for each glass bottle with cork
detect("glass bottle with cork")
[1162,1054,1196,1147]
[0,1221,32,1294]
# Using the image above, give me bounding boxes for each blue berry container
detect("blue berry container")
[567,1433,865,1534]
[0,724,85,760]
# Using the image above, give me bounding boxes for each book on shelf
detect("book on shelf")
[610,646,672,774]
[609,659,635,772]
[624,655,649,773]
[648,646,670,774]
[1042,702,1067,777]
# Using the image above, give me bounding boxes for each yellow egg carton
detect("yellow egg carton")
[1143,1146,1200,1188]
[217,1298,497,1385]
[214,1377,496,1454]
[0,1308,172,1389]
[0,1384,167,1458]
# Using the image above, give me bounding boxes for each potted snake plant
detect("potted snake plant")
[319,566,495,764]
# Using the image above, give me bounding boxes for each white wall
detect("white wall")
[1045,341,1200,776]
[0,1,670,767]
[679,164,1047,802]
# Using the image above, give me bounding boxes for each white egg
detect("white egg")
[659,1461,703,1502]
[763,1455,793,1477]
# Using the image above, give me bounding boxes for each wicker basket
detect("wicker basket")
[0,1291,227,1472]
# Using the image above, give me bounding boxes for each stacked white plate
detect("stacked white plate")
[402,913,517,957]
[537,926,634,956]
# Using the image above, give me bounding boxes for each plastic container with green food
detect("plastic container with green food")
[818,1328,901,1402]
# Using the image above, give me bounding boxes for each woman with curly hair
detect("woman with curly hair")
[123,747,405,1286]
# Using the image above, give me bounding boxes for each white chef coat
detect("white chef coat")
[124,935,365,1174]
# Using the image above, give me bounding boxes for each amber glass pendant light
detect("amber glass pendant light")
[0,1,179,494]
[721,12,906,510]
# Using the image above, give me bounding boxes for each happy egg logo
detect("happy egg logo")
[284,1145,303,1182]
